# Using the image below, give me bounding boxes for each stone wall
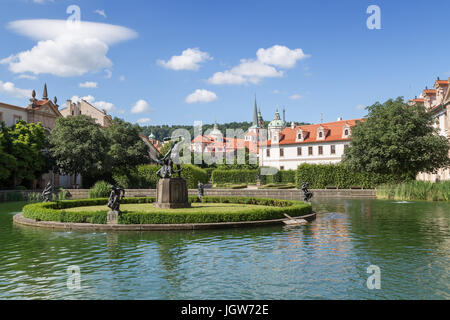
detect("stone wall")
[65,188,376,200]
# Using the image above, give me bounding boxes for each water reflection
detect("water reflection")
[0,199,449,300]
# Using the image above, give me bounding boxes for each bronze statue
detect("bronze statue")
[140,135,186,178]
[301,182,313,202]
[107,185,125,213]
[42,181,53,202]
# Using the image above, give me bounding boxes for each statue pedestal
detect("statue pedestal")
[107,211,119,224]
[154,178,191,209]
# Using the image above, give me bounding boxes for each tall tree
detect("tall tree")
[343,97,450,182]
[0,124,16,185]
[104,118,148,169]
[49,115,108,185]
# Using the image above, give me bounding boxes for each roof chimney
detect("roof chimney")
[291,121,295,129]
[337,117,343,121]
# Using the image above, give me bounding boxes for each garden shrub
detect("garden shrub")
[211,169,259,184]
[88,181,111,198]
[295,163,413,189]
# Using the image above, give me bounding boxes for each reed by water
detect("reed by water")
[376,180,450,201]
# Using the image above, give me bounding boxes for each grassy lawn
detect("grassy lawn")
[65,202,270,214]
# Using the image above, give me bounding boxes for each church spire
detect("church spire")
[253,94,259,126]
[42,83,48,100]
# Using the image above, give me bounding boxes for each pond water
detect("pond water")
[0,199,448,300]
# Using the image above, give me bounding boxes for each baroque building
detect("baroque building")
[408,76,450,181]
[259,117,361,170]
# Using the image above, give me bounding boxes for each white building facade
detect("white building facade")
[259,118,361,170]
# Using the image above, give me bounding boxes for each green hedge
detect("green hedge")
[262,169,296,184]
[88,181,111,198]
[22,196,312,224]
[211,169,259,184]
[295,163,412,189]
[112,164,207,189]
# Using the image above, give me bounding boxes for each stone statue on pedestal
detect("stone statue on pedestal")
[107,185,125,224]
[140,135,191,209]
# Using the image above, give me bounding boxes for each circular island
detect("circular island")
[13,196,315,231]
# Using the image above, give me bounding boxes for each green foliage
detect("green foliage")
[212,169,259,184]
[376,181,450,201]
[213,183,248,189]
[295,163,411,189]
[27,192,42,203]
[88,181,111,198]
[49,115,108,181]
[180,164,208,188]
[343,97,450,181]
[104,118,149,170]
[22,196,312,224]
[0,121,48,188]
[263,169,296,184]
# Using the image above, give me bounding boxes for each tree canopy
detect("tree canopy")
[0,121,47,188]
[49,115,108,181]
[343,97,450,181]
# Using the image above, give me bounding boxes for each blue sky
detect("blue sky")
[0,0,449,126]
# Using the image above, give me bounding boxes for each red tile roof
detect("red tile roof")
[423,89,436,95]
[435,80,449,86]
[263,119,363,146]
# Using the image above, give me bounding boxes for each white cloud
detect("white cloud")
[208,45,308,85]
[289,94,302,100]
[273,89,280,94]
[33,0,54,4]
[185,89,218,104]
[355,104,365,110]
[79,81,98,88]
[94,9,107,18]
[119,75,125,81]
[256,45,309,68]
[105,69,113,79]
[70,95,115,112]
[157,48,212,71]
[0,81,32,98]
[1,19,137,77]
[131,99,151,114]
[136,118,151,124]
[17,74,37,80]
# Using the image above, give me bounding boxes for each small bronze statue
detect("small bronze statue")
[42,181,53,202]
[301,182,313,202]
[107,185,125,213]
[197,181,204,202]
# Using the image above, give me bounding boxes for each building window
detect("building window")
[344,129,349,136]
[280,166,284,170]
[308,146,313,155]
[319,131,323,138]
[72,111,74,115]
[297,133,302,139]
[266,149,270,157]
[13,115,22,124]
[331,145,336,154]
[297,146,302,156]
[79,110,82,115]
[318,146,323,155]
[280,148,284,157]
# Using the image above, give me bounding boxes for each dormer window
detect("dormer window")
[317,126,326,140]
[342,124,351,138]
[296,129,304,142]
